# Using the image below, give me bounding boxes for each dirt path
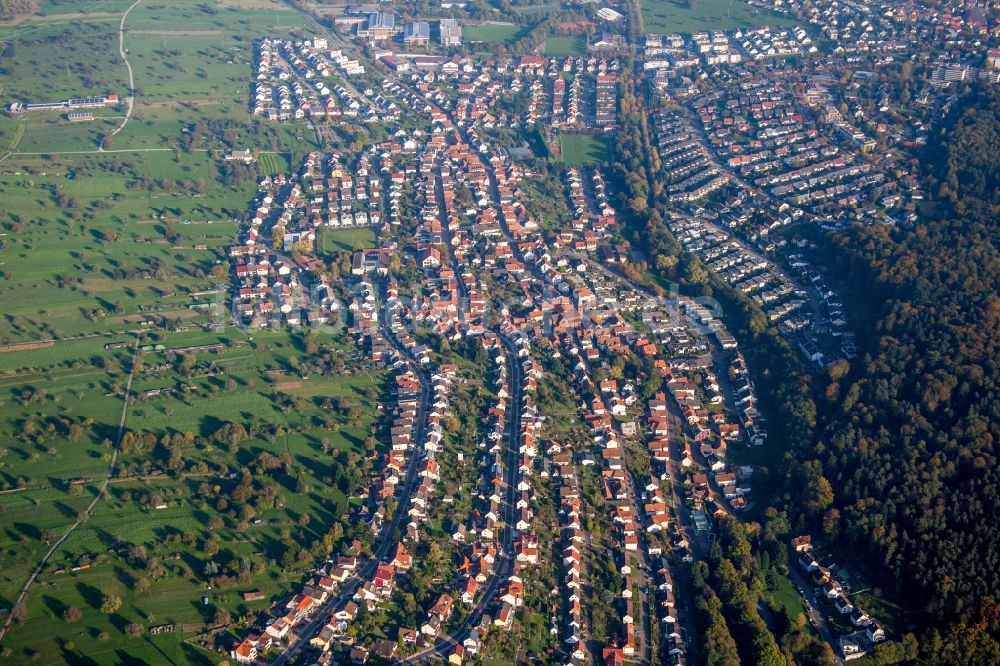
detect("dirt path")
[0,337,139,644]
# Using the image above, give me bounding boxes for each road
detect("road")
[270,286,431,666]
[102,0,143,150]
[397,332,524,664]
[434,157,468,323]
[788,562,837,648]
[621,457,655,665]
[0,337,140,643]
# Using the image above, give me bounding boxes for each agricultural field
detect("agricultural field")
[0,326,387,664]
[543,35,586,57]
[0,0,311,154]
[557,132,611,166]
[640,0,797,34]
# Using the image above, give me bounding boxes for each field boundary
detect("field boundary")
[0,340,53,353]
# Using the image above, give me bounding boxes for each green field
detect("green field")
[544,35,587,57]
[464,22,522,43]
[0,0,310,154]
[317,226,378,255]
[0,324,387,664]
[0,151,258,344]
[640,0,797,34]
[767,570,811,624]
[557,132,611,166]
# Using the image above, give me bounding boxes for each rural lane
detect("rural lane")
[102,0,143,150]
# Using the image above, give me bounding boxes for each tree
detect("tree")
[100,594,122,614]
[125,623,143,637]
[63,607,83,623]
[803,474,834,517]
[213,607,231,626]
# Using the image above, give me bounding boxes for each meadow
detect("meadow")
[0,151,256,344]
[640,0,797,34]
[0,0,311,154]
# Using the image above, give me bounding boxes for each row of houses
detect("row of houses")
[252,38,367,121]
[562,167,618,243]
[654,109,730,203]
[792,536,887,661]
[669,215,808,331]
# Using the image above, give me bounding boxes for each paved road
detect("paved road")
[397,332,523,664]
[621,457,655,665]
[788,563,838,648]
[434,156,468,323]
[0,337,140,643]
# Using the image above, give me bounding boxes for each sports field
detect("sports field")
[464,23,521,43]
[317,226,378,255]
[558,132,611,166]
[544,35,587,56]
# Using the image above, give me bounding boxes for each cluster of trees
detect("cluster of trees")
[492,19,550,57]
[0,0,39,17]
[692,517,786,666]
[128,175,208,195]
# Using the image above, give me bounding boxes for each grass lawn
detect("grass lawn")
[768,569,811,624]
[640,0,797,34]
[557,132,610,166]
[464,22,522,43]
[257,152,290,175]
[317,226,377,255]
[544,35,586,57]
[0,151,255,343]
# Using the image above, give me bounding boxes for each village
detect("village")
[221,31,897,662]
[0,0,995,662]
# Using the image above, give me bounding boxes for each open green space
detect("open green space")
[640,0,797,34]
[544,35,586,57]
[0,0,309,153]
[766,569,811,624]
[317,226,377,255]
[0,325,387,664]
[0,151,257,343]
[464,22,521,43]
[557,132,610,166]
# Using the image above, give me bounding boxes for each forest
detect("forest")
[794,85,1000,661]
